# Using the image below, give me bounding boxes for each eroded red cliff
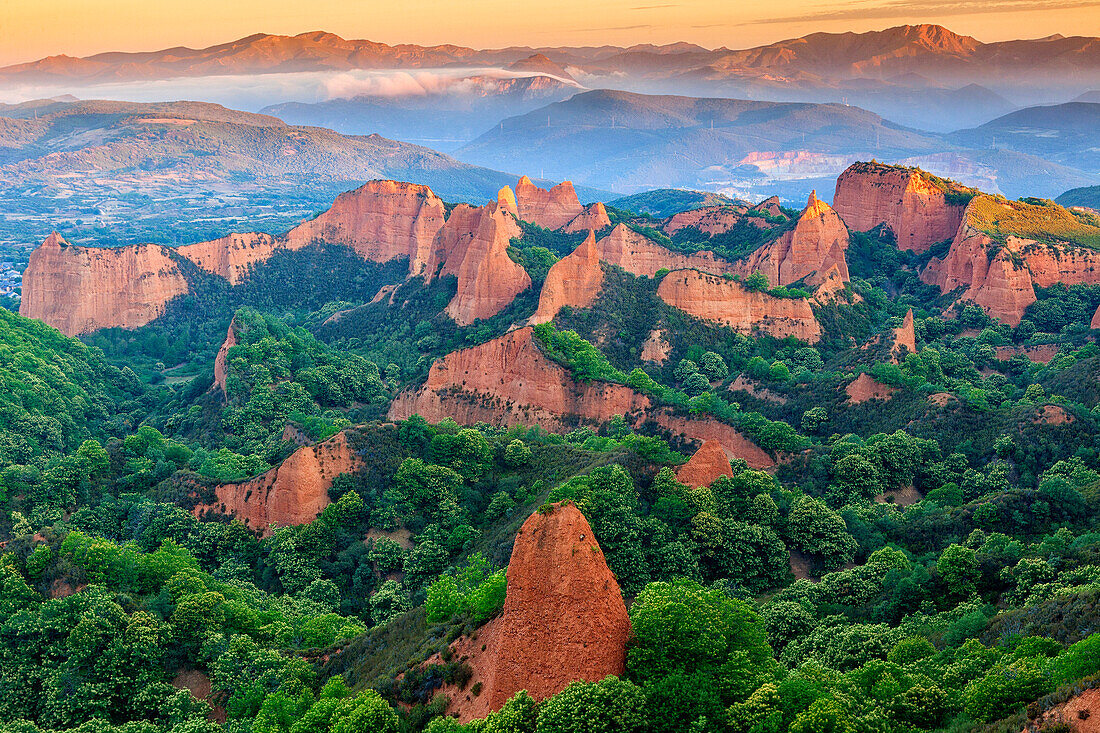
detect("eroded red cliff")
[514,176,585,230]
[675,439,734,487]
[736,191,849,287]
[563,202,612,233]
[177,232,280,284]
[427,203,530,325]
[194,431,360,535]
[664,205,749,236]
[656,269,821,342]
[833,162,968,253]
[285,180,447,276]
[20,233,189,336]
[212,316,239,396]
[530,232,603,324]
[596,224,736,277]
[388,326,649,429]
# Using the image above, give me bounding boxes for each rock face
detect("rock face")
[675,439,734,487]
[194,431,360,535]
[833,162,967,253]
[596,224,735,277]
[664,205,749,236]
[212,316,239,396]
[736,191,849,287]
[530,232,603,324]
[20,233,189,336]
[177,232,279,284]
[641,329,671,364]
[514,176,585,230]
[1092,304,1100,329]
[389,327,650,429]
[656,269,821,342]
[563,202,611,233]
[892,309,917,361]
[486,503,630,711]
[427,203,530,325]
[846,373,898,404]
[285,180,447,276]
[651,412,776,470]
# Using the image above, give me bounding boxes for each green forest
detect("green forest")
[2,195,1100,733]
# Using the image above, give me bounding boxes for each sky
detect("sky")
[2,0,1100,66]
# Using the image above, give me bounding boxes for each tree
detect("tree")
[801,407,828,434]
[937,544,979,597]
[535,677,646,733]
[682,372,711,396]
[503,440,532,468]
[786,496,856,570]
[698,352,729,381]
[744,272,769,292]
[331,690,399,733]
[674,360,699,382]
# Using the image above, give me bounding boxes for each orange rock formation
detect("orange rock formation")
[285,180,447,276]
[194,431,360,535]
[891,309,917,361]
[486,503,630,711]
[562,202,611,233]
[641,329,672,364]
[530,232,604,324]
[833,162,967,253]
[212,316,239,395]
[651,412,776,470]
[664,205,749,236]
[736,191,849,287]
[20,233,189,336]
[921,199,1100,325]
[427,203,530,325]
[514,176,585,230]
[846,373,898,404]
[596,224,735,277]
[656,269,821,342]
[389,326,650,429]
[177,232,279,284]
[675,439,734,487]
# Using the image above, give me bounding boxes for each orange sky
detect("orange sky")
[2,0,1100,66]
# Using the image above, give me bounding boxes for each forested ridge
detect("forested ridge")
[3,186,1100,733]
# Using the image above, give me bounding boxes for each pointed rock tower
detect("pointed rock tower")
[530,231,604,324]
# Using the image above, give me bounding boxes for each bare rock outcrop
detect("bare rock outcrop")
[751,196,785,219]
[846,373,898,404]
[656,269,821,342]
[194,431,360,535]
[497,186,520,218]
[177,232,279,284]
[833,162,968,253]
[530,232,603,324]
[212,316,239,396]
[921,197,1100,325]
[562,202,611,233]
[735,191,849,287]
[285,180,447,276]
[891,309,917,361]
[641,329,671,364]
[427,203,530,325]
[664,205,749,236]
[389,326,649,429]
[20,233,189,336]
[486,503,630,711]
[650,412,776,470]
[1092,304,1100,329]
[514,176,584,230]
[675,439,734,487]
[596,224,735,277]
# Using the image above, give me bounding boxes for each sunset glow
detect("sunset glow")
[3,0,1100,66]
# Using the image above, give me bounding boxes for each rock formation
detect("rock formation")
[20,233,189,336]
[675,439,734,487]
[530,232,603,324]
[650,412,776,470]
[596,224,735,277]
[664,205,749,236]
[735,191,849,287]
[656,269,821,342]
[846,373,898,404]
[750,196,785,219]
[891,309,917,361]
[427,203,530,325]
[486,503,630,711]
[389,326,650,429]
[514,176,585,230]
[921,197,1100,325]
[833,162,968,253]
[194,431,360,535]
[562,202,612,233]
[641,329,671,364]
[177,232,279,284]
[1092,304,1100,329]
[212,316,239,396]
[285,180,447,276]
[497,186,519,218]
